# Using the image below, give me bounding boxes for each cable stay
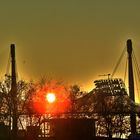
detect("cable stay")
[132,51,140,103]
[111,46,126,78]
[5,47,19,81]
[133,64,140,103]
[5,52,11,77]
[124,55,128,83]
[132,52,140,83]
[111,43,140,103]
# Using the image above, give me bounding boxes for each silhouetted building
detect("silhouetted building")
[52,118,95,140]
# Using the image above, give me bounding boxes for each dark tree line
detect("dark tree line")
[0,77,140,138]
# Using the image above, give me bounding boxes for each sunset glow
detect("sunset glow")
[32,81,71,114]
[46,93,56,103]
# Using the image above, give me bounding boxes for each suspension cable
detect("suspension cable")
[5,47,19,81]
[133,56,140,102]
[111,46,126,78]
[5,51,11,77]
[132,51,140,102]
[134,68,140,102]
[124,56,128,83]
[132,52,140,83]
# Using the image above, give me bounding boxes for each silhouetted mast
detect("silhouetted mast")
[127,39,136,135]
[10,44,18,139]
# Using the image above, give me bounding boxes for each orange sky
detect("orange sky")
[0,1,140,102]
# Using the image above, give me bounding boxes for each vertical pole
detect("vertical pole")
[127,39,136,135]
[11,44,18,139]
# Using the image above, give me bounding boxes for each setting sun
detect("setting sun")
[46,93,56,103]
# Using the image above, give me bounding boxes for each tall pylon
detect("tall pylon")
[10,44,18,139]
[127,39,136,135]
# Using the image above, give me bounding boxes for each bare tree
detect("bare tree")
[0,76,33,128]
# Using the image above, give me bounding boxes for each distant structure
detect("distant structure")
[10,44,18,139]
[94,78,127,96]
[0,40,140,139]
[127,39,136,135]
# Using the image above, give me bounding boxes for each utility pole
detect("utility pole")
[10,44,18,139]
[127,39,136,135]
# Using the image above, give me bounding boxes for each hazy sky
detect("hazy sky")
[0,0,140,94]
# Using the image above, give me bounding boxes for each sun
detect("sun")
[46,93,56,103]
